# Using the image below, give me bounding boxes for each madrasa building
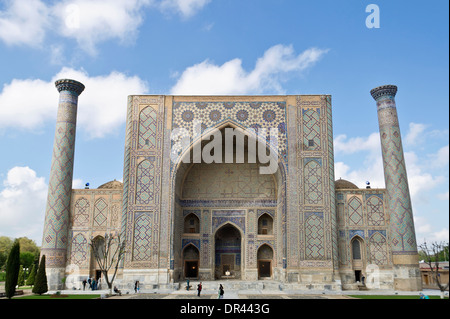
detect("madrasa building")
[40,79,422,292]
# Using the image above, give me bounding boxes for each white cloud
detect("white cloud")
[334,158,385,189]
[72,179,85,189]
[333,132,384,188]
[429,144,449,169]
[52,0,151,55]
[0,167,47,244]
[0,0,49,47]
[414,216,433,236]
[0,67,149,138]
[160,0,211,18]
[1,0,210,54]
[415,216,449,245]
[334,128,448,198]
[171,45,328,95]
[432,228,449,242]
[437,191,449,201]
[334,132,380,155]
[405,151,446,203]
[404,122,427,146]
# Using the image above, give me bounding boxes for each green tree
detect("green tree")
[20,252,35,269]
[32,255,48,295]
[0,236,13,254]
[17,237,40,256]
[17,265,25,286]
[5,240,20,299]
[0,236,13,270]
[0,252,6,271]
[26,263,36,286]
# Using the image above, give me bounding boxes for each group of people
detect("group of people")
[187,281,225,299]
[82,277,101,291]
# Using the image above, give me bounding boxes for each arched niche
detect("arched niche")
[184,213,200,234]
[257,213,274,235]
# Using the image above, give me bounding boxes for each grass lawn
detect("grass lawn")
[17,294,101,300]
[349,295,448,299]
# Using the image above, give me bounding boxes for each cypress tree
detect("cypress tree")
[17,265,24,286]
[5,240,20,299]
[26,263,36,286]
[32,255,48,295]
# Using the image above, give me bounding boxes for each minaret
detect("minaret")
[41,79,84,290]
[370,85,421,291]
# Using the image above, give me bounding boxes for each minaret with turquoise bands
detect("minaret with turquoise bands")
[41,79,85,290]
[371,85,421,291]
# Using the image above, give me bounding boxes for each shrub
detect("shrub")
[26,263,36,286]
[17,265,24,286]
[32,255,48,295]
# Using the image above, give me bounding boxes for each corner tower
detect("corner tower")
[41,79,85,290]
[370,85,421,291]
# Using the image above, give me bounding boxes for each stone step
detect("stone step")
[180,280,342,292]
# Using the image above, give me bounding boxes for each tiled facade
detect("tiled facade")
[43,84,421,291]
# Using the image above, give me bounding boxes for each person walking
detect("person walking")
[197,282,202,297]
[186,279,190,291]
[218,284,224,299]
[82,279,87,291]
[135,281,140,293]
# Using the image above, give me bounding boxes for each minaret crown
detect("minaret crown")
[370,85,397,101]
[55,79,85,96]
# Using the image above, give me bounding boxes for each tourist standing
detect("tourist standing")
[197,282,202,297]
[218,284,224,299]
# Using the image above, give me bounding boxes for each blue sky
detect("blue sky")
[0,0,448,247]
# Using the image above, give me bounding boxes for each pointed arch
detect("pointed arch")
[214,223,242,279]
[257,244,274,279]
[184,213,200,233]
[351,236,364,261]
[258,213,274,235]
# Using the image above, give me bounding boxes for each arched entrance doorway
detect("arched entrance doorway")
[214,224,242,279]
[171,121,287,281]
[183,244,200,279]
[257,244,273,279]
